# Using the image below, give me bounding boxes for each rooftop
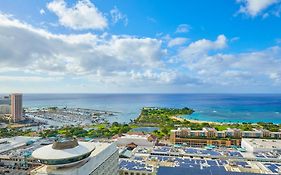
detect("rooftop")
[32,140,95,160]
[52,138,79,150]
[242,138,281,149]
[31,142,117,175]
[0,136,40,154]
[157,166,275,175]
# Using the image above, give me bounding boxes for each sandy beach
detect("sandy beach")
[171,116,221,124]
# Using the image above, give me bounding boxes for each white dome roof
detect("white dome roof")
[32,142,95,160]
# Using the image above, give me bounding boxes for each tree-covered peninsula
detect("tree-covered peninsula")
[135,107,194,124]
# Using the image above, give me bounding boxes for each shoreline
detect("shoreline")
[25,106,281,125]
[170,115,275,125]
[171,116,221,124]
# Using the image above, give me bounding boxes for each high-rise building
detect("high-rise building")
[0,105,11,114]
[0,95,10,105]
[10,93,23,122]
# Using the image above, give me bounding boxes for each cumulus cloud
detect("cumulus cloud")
[0,13,173,87]
[129,70,201,86]
[236,0,280,17]
[269,72,281,83]
[167,37,188,47]
[179,35,227,60]
[175,24,190,33]
[47,0,107,30]
[1,12,281,92]
[110,6,128,26]
[0,75,62,82]
[178,35,281,86]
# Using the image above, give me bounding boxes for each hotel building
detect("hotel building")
[10,93,23,122]
[31,138,119,175]
[170,127,281,147]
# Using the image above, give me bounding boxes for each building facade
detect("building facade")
[170,137,241,147]
[10,93,23,122]
[170,127,281,147]
[0,104,10,114]
[0,96,11,115]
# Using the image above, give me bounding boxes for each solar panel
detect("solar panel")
[264,163,279,173]
[157,166,276,175]
[119,160,153,172]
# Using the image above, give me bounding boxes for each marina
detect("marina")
[25,107,119,127]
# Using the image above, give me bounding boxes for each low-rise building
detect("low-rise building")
[170,127,281,147]
[170,137,241,147]
[270,132,281,139]
[0,136,40,154]
[116,134,156,147]
[241,138,281,152]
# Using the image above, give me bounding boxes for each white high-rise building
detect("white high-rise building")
[31,138,119,175]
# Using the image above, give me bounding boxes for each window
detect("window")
[39,152,91,165]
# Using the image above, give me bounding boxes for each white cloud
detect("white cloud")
[110,6,128,26]
[168,37,188,47]
[230,37,240,42]
[236,0,280,17]
[179,35,227,60]
[178,34,281,87]
[0,75,62,82]
[130,70,175,83]
[47,0,107,30]
[129,70,200,85]
[1,12,281,92]
[269,72,281,82]
[175,24,190,33]
[0,13,164,81]
[40,9,45,15]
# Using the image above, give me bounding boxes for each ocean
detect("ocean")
[22,94,281,124]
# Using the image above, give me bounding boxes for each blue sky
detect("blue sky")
[0,0,281,93]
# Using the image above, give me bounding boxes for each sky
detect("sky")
[0,0,281,93]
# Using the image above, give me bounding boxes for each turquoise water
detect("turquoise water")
[20,94,281,124]
[131,127,159,132]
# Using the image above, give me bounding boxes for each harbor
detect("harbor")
[24,107,120,127]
